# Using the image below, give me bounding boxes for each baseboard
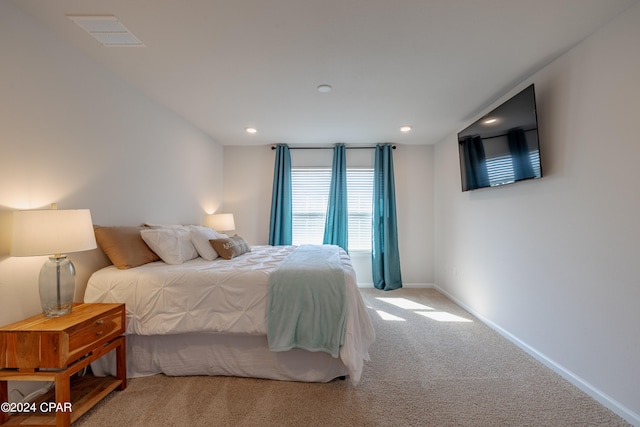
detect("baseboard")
[404,283,435,288]
[357,283,435,288]
[433,284,640,427]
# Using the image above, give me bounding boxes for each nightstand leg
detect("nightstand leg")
[54,371,72,427]
[0,380,8,424]
[115,336,127,390]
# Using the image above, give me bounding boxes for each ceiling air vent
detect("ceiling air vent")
[67,15,144,47]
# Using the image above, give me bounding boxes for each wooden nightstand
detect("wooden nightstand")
[0,303,126,426]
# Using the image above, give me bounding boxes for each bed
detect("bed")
[83,225,375,385]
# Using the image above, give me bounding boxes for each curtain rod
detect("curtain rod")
[271,145,396,150]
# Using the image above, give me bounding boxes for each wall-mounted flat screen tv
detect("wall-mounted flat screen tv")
[458,84,542,192]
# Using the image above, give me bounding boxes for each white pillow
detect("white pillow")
[140,227,199,265]
[188,226,227,261]
[142,223,185,229]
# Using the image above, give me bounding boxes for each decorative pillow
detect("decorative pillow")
[94,226,160,269]
[140,227,199,265]
[189,225,227,261]
[209,235,251,260]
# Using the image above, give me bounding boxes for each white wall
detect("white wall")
[0,2,224,327]
[221,146,276,246]
[223,144,434,286]
[434,4,640,423]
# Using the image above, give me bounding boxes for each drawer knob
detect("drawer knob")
[96,319,104,325]
[96,331,104,336]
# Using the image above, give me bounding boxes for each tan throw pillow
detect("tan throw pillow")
[94,226,160,269]
[209,235,251,260]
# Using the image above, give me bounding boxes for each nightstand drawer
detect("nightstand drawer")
[67,309,124,361]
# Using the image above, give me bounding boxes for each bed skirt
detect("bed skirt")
[92,332,349,383]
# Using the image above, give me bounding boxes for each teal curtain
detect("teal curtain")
[372,144,402,291]
[269,144,292,245]
[323,143,348,251]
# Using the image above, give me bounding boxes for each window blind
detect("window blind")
[291,167,373,251]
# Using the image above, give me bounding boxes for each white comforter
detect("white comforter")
[84,245,375,383]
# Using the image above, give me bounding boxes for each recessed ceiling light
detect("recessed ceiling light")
[317,84,332,93]
[245,127,257,134]
[400,125,412,132]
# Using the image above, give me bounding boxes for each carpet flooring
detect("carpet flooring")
[74,288,630,426]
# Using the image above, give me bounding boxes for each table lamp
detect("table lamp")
[11,206,97,317]
[207,213,235,233]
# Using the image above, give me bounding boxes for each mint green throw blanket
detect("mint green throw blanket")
[267,245,347,358]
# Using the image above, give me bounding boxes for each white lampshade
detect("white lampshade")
[207,213,235,232]
[11,209,97,257]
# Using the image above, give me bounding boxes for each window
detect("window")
[346,169,374,251]
[291,168,330,246]
[291,167,373,251]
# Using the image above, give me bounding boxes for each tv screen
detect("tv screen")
[458,84,542,192]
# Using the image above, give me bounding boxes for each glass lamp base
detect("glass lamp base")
[39,255,76,318]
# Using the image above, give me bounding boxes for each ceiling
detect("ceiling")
[10,0,638,147]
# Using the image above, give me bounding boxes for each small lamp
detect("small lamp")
[207,213,235,233]
[11,206,97,318]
